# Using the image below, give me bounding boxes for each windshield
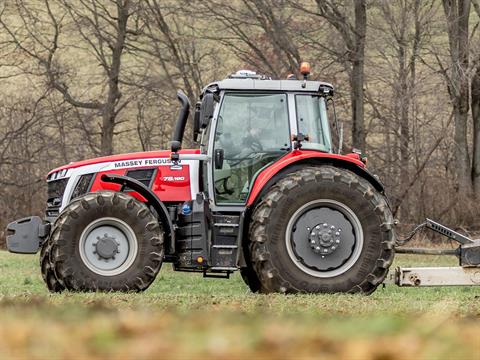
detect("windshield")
[295,95,332,152]
[213,93,290,204]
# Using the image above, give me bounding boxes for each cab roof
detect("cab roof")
[203,78,334,95]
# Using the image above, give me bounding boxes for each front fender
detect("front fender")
[101,174,174,247]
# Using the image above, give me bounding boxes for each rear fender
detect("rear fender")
[246,151,385,207]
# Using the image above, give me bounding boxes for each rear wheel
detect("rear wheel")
[240,250,263,293]
[49,191,164,292]
[247,166,395,294]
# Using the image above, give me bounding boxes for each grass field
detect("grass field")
[0,251,478,359]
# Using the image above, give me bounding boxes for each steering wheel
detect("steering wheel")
[215,173,242,196]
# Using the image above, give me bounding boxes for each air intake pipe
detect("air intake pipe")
[170,90,190,157]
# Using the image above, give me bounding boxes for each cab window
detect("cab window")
[295,95,332,152]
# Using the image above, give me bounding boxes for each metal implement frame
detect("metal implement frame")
[394,267,480,286]
[425,218,473,245]
[392,218,480,287]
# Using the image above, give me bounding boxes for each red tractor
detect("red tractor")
[4,65,401,293]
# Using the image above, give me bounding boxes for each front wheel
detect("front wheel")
[247,166,395,294]
[48,191,164,292]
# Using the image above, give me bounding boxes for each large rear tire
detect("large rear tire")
[49,191,164,292]
[247,166,395,294]
[240,261,263,293]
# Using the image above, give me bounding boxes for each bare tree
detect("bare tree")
[369,0,439,217]
[0,93,51,239]
[0,0,138,155]
[135,1,210,104]
[124,0,222,148]
[470,0,480,193]
[296,0,368,150]
[441,0,472,193]
[198,0,302,78]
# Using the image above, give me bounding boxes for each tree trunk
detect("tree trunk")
[100,0,130,156]
[398,33,410,219]
[442,0,472,193]
[453,104,471,191]
[351,0,367,150]
[471,65,480,193]
[471,0,480,195]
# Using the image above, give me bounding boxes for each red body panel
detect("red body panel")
[89,169,147,202]
[90,169,126,193]
[88,166,192,202]
[151,165,191,201]
[246,150,365,206]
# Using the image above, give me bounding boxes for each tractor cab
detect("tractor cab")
[174,67,338,207]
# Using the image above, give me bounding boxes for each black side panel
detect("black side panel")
[174,194,210,270]
[125,168,155,189]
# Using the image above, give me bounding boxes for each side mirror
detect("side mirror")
[214,148,224,169]
[193,102,201,142]
[200,92,215,129]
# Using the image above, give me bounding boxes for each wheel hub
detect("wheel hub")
[308,223,341,255]
[286,199,363,277]
[93,234,120,260]
[79,218,138,276]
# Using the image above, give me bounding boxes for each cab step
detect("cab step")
[211,214,241,268]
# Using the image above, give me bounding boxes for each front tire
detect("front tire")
[247,166,395,294]
[40,233,65,293]
[49,191,164,292]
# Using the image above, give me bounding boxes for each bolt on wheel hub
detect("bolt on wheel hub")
[308,223,341,255]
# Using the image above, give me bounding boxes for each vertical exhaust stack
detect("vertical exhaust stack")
[171,91,190,161]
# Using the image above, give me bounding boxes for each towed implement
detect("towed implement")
[5,64,479,293]
[389,219,480,287]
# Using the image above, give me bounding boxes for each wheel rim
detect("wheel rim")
[285,199,363,278]
[79,217,138,276]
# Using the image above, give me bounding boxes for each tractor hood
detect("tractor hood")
[47,149,200,177]
[46,148,201,206]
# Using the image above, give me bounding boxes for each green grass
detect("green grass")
[0,251,478,359]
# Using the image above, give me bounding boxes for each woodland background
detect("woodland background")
[0,0,479,238]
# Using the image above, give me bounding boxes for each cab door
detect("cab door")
[211,93,291,204]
